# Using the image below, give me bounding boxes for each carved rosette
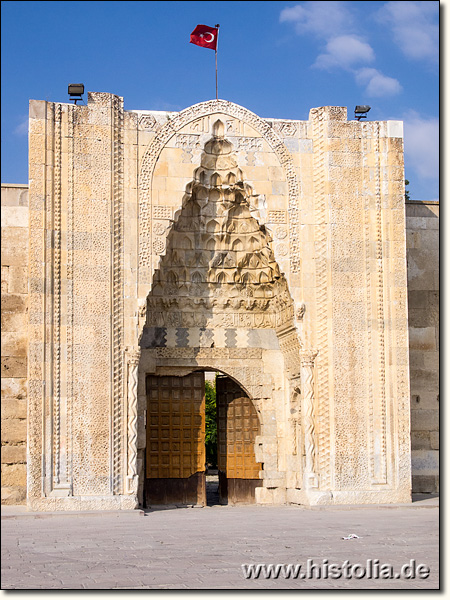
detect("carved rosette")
[301,349,318,489]
[126,349,141,494]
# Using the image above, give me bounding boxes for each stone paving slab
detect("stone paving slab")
[1,502,439,590]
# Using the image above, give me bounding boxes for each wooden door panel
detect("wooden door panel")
[217,376,262,503]
[146,373,206,506]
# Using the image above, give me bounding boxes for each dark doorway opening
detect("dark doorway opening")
[205,372,220,506]
[206,468,220,506]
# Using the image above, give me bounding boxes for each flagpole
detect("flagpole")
[215,24,220,100]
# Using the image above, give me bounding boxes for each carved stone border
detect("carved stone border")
[66,103,75,490]
[310,108,332,490]
[52,103,62,487]
[111,95,125,494]
[370,123,388,485]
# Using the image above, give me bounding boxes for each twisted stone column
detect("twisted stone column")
[301,349,318,489]
[289,385,301,456]
[126,349,141,494]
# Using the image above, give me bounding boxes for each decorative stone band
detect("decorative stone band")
[126,348,141,495]
[111,95,125,495]
[140,326,280,350]
[300,350,319,489]
[310,108,331,491]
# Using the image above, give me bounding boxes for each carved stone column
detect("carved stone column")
[126,349,141,494]
[301,349,318,489]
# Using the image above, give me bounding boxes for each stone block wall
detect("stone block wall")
[1,184,29,504]
[406,201,439,493]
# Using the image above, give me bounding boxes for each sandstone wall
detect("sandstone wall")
[1,184,29,504]
[406,201,439,493]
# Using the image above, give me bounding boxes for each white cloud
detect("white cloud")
[313,35,375,70]
[13,117,28,136]
[376,1,439,62]
[280,1,351,39]
[280,2,401,97]
[355,68,402,97]
[403,111,439,180]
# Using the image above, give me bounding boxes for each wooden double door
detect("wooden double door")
[145,372,262,506]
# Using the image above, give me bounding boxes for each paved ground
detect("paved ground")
[1,496,439,590]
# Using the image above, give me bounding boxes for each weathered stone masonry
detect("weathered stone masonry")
[406,200,439,494]
[0,92,438,508]
[1,184,29,505]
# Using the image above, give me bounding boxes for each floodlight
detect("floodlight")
[68,84,84,104]
[354,105,371,121]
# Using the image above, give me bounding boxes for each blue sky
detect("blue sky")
[1,1,439,200]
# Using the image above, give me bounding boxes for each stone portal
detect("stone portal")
[22,93,412,510]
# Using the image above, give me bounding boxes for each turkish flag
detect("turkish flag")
[190,24,218,50]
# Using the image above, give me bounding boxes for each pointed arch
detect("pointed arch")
[191,271,203,284]
[166,270,179,284]
[226,172,236,185]
[138,99,300,276]
[232,238,244,252]
[176,235,193,250]
[216,271,228,284]
[210,172,222,187]
[213,119,225,138]
[206,219,220,234]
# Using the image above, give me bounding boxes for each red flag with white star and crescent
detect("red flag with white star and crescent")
[190,24,218,50]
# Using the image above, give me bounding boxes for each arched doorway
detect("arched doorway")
[140,118,299,508]
[144,369,262,507]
